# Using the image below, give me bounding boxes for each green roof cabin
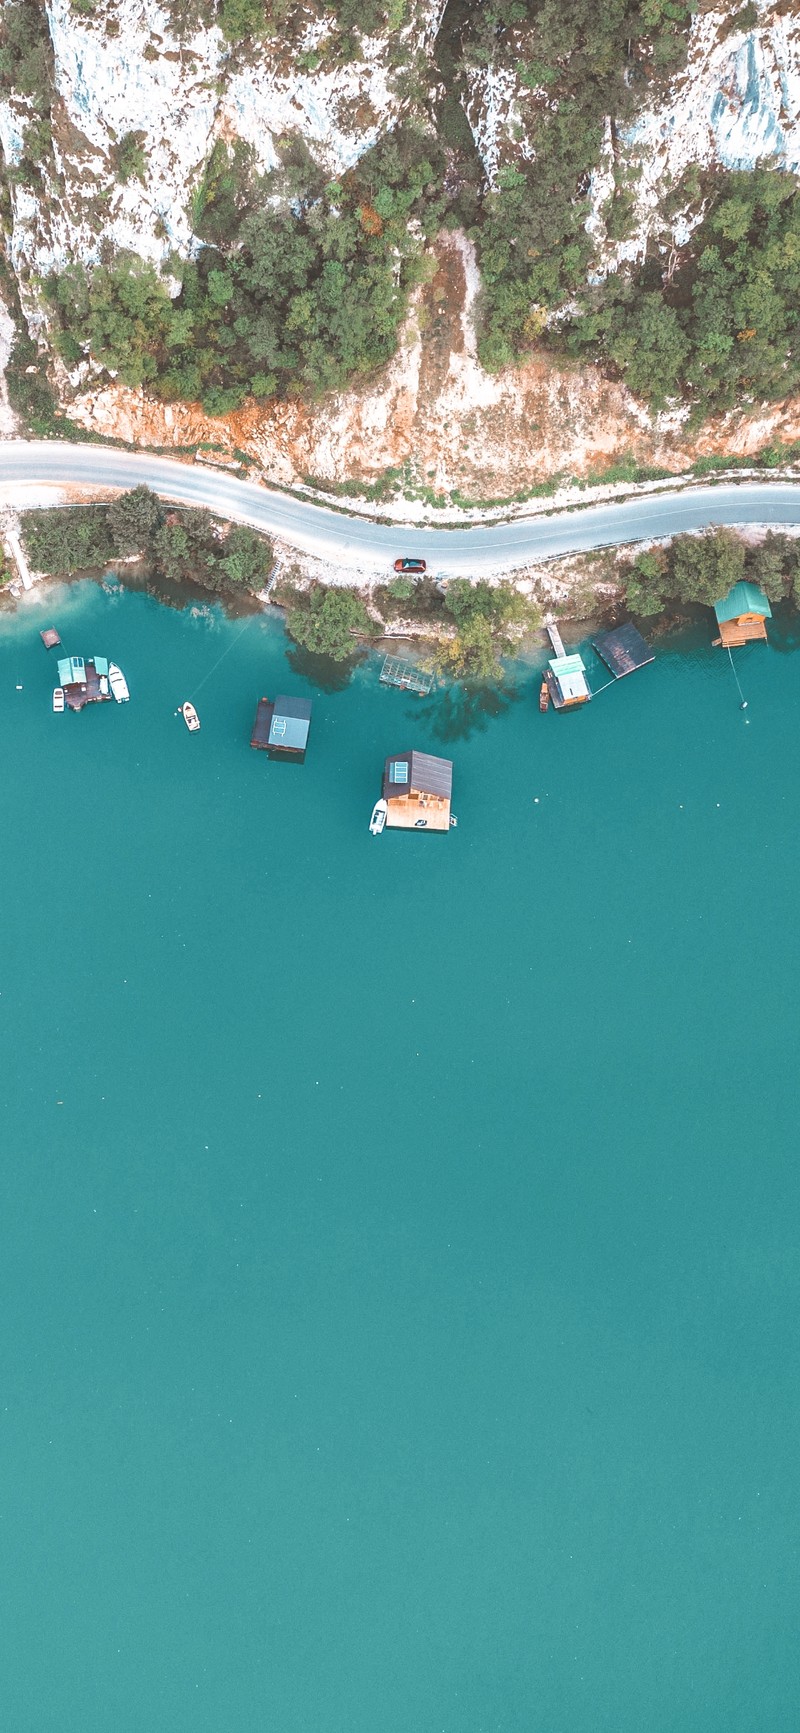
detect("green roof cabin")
[712,581,771,648]
[545,653,590,710]
[542,622,591,711]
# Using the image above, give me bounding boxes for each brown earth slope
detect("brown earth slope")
[65,231,800,506]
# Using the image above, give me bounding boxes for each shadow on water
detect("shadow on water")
[284,643,361,693]
[415,675,524,743]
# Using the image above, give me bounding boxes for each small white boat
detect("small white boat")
[52,686,64,713]
[181,701,200,732]
[108,663,129,703]
[369,798,387,836]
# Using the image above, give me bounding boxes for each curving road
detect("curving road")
[3,439,800,574]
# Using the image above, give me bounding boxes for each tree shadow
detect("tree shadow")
[415,677,523,743]
[285,642,362,692]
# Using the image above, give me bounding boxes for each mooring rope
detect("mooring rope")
[181,611,256,709]
[726,645,748,710]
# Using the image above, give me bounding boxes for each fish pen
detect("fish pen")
[379,655,434,697]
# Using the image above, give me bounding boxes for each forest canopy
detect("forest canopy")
[45,128,445,410]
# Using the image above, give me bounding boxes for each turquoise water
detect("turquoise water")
[2,578,800,1732]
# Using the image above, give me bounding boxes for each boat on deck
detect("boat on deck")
[369,798,387,835]
[108,663,129,702]
[52,686,64,713]
[181,701,200,732]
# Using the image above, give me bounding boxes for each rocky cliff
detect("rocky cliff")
[1,0,799,499]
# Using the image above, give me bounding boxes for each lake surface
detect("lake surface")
[1,579,799,1732]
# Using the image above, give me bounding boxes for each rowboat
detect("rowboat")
[181,701,200,732]
[369,798,387,835]
[52,686,64,713]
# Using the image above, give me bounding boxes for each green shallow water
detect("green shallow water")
[2,579,800,1732]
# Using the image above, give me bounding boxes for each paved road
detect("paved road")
[3,439,800,574]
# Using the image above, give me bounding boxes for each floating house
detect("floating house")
[712,581,771,647]
[56,655,112,712]
[592,622,655,679]
[543,622,590,711]
[382,750,453,831]
[250,694,312,762]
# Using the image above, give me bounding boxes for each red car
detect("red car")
[394,557,426,574]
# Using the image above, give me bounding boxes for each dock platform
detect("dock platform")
[40,627,61,650]
[592,623,655,678]
[250,697,275,749]
[379,655,434,696]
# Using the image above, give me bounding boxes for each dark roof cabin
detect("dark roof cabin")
[592,622,655,679]
[712,582,771,647]
[382,750,453,831]
[250,694,312,761]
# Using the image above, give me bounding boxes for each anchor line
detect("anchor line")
[726,645,748,710]
[185,612,256,706]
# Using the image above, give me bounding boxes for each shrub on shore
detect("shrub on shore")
[623,528,800,616]
[20,488,273,595]
[285,584,372,660]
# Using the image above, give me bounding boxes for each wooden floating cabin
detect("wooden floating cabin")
[543,622,590,711]
[382,750,453,831]
[250,693,312,762]
[40,627,61,650]
[379,654,434,696]
[56,655,112,712]
[592,621,655,679]
[712,581,772,647]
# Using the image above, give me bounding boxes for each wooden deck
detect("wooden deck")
[386,799,451,832]
[250,697,274,749]
[715,618,768,647]
[63,664,112,711]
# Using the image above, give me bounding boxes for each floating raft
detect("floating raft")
[379,655,434,696]
[40,627,61,650]
[250,696,274,749]
[592,622,655,679]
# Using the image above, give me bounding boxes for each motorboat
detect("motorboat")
[52,686,64,713]
[181,701,200,732]
[369,798,387,835]
[108,662,129,702]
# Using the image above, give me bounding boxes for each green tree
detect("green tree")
[153,520,191,580]
[749,532,800,602]
[219,524,273,588]
[623,546,670,615]
[606,293,690,409]
[286,585,371,660]
[387,574,414,600]
[108,485,164,554]
[113,130,147,185]
[21,506,115,574]
[671,528,746,606]
[440,614,503,682]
